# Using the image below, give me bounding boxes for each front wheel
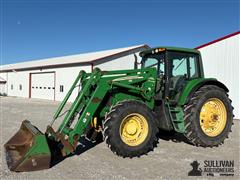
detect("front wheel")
[103,100,159,157]
[184,85,233,147]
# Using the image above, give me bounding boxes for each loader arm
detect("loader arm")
[47,67,157,156]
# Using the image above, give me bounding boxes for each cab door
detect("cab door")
[166,51,201,102]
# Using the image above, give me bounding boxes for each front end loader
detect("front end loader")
[4,47,233,172]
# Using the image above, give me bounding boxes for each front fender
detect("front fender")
[178,78,229,106]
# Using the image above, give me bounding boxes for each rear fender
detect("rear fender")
[178,78,229,106]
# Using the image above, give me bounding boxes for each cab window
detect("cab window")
[189,56,198,78]
[142,53,165,75]
[144,57,158,69]
[168,51,200,79]
[172,57,187,77]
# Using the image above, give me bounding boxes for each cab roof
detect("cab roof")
[139,46,200,57]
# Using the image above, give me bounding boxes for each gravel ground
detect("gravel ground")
[0,96,239,180]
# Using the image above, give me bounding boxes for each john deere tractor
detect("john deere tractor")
[4,47,233,172]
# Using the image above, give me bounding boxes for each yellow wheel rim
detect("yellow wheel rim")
[119,113,149,146]
[200,98,227,137]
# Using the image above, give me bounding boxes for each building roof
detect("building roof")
[0,76,6,83]
[139,46,200,57]
[196,31,240,49]
[0,44,149,72]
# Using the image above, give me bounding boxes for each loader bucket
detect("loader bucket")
[4,120,52,172]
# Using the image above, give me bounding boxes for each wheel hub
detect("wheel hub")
[126,121,138,135]
[211,114,219,121]
[120,113,149,146]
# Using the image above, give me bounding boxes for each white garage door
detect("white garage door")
[31,72,55,100]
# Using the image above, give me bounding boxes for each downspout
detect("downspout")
[29,73,32,98]
[6,72,8,95]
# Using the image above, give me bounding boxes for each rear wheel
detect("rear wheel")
[184,85,233,147]
[103,100,159,157]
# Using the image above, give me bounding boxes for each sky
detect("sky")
[0,0,239,65]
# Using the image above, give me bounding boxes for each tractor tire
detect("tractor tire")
[103,100,159,157]
[184,85,233,147]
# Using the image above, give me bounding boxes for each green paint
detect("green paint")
[172,106,185,133]
[166,103,185,133]
[21,134,51,166]
[178,78,217,105]
[52,70,85,123]
[47,67,158,155]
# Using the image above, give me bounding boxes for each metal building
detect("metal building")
[0,45,148,102]
[196,31,240,119]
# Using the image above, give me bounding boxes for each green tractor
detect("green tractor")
[4,47,233,172]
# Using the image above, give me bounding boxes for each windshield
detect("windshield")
[142,53,165,74]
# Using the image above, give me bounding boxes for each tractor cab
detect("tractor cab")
[140,47,204,102]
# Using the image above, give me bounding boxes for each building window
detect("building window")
[19,84,22,90]
[11,84,13,90]
[60,85,64,92]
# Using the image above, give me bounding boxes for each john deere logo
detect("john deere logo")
[188,161,202,176]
